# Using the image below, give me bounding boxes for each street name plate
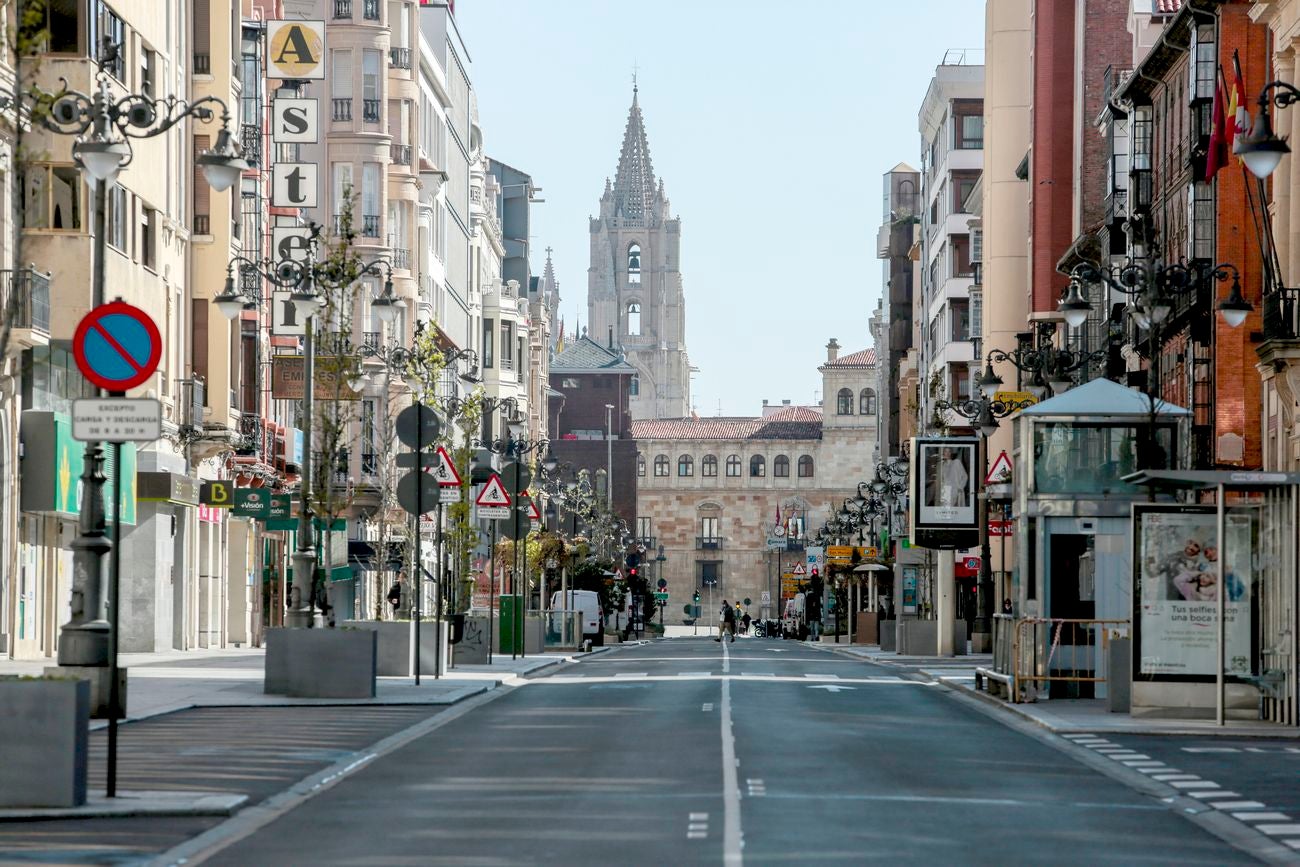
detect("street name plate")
[72,398,162,442]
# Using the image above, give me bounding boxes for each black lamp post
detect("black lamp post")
[1063,254,1252,469]
[934,394,1035,642]
[1235,80,1300,182]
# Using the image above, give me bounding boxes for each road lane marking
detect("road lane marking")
[804,673,840,680]
[1234,812,1292,821]
[1190,791,1242,799]
[680,671,712,677]
[1213,802,1268,810]
[702,703,714,712]
[720,640,743,865]
[613,672,649,678]
[806,684,857,693]
[739,672,774,677]
[1169,781,1220,790]
[1258,825,1300,835]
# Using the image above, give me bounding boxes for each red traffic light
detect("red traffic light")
[629,568,637,577]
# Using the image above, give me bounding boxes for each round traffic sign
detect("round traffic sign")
[72,301,162,392]
[657,578,667,590]
[396,470,439,515]
[396,403,441,448]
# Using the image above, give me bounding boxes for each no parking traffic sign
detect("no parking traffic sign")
[72,302,162,393]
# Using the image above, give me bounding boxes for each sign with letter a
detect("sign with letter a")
[272,98,319,144]
[267,20,326,80]
[272,163,318,208]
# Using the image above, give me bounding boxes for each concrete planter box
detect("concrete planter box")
[0,677,89,807]
[341,620,447,676]
[452,616,490,664]
[265,628,376,698]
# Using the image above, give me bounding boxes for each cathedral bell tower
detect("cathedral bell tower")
[588,85,691,420]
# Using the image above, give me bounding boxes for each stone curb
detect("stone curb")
[0,792,248,822]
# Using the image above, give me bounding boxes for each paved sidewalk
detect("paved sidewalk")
[828,642,1300,738]
[0,645,591,726]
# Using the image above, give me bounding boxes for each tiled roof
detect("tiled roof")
[550,336,638,373]
[631,408,822,441]
[1154,0,1181,12]
[822,348,876,368]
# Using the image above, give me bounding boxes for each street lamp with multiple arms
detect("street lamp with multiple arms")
[47,60,246,668]
[213,226,395,627]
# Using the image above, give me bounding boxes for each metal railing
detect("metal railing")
[361,214,381,237]
[362,331,381,351]
[995,617,1130,703]
[696,536,724,550]
[391,248,411,270]
[1,266,50,334]
[1263,288,1300,341]
[363,0,380,19]
[240,123,261,166]
[389,47,411,69]
[390,143,411,166]
[545,610,585,649]
[334,0,352,17]
[332,98,352,122]
[194,53,211,75]
[363,99,381,122]
[194,214,210,235]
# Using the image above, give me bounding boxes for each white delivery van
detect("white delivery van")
[550,589,603,646]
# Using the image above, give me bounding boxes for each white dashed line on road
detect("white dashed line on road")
[1069,731,1300,850]
[702,703,714,712]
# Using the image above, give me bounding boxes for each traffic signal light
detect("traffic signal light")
[693,590,701,603]
[629,567,637,577]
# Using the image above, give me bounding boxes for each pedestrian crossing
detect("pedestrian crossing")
[1062,733,1300,851]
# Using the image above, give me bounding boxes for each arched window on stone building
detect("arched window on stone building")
[750,455,766,477]
[773,455,790,477]
[627,302,641,336]
[702,454,718,477]
[637,454,646,477]
[678,454,694,476]
[628,243,641,284]
[798,455,815,477]
[860,388,877,415]
[726,455,741,477]
[654,454,668,476]
[837,388,853,415]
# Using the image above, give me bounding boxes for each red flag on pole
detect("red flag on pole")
[1206,81,1229,182]
[1231,51,1251,155]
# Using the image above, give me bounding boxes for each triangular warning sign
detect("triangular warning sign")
[793,563,806,575]
[475,473,511,508]
[986,450,1013,485]
[430,445,462,487]
[528,500,541,521]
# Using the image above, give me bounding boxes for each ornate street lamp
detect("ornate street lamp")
[212,227,394,628]
[41,62,245,676]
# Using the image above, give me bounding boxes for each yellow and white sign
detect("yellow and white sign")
[267,20,326,80]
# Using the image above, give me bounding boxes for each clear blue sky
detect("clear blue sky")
[457,1,986,417]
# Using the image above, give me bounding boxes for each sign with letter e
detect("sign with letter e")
[267,20,325,80]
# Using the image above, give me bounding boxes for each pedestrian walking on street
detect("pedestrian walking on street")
[741,611,751,635]
[722,601,737,642]
[387,581,402,619]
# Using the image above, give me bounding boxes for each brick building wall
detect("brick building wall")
[1030,0,1077,313]
[1076,0,1133,234]
[1212,3,1269,468]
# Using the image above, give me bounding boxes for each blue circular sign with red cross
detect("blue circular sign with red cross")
[72,301,163,392]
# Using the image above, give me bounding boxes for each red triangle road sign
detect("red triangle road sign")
[528,500,541,521]
[432,445,462,486]
[986,450,1013,485]
[475,473,511,508]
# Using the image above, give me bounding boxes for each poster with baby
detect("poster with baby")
[1134,505,1254,677]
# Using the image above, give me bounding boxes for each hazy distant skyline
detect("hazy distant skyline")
[456,1,986,416]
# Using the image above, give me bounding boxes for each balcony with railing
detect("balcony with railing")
[362,331,381,351]
[240,123,261,166]
[389,47,411,69]
[363,0,380,19]
[332,99,352,122]
[391,248,411,270]
[194,214,211,235]
[334,0,352,17]
[361,215,381,238]
[1,266,50,350]
[194,53,211,75]
[361,452,379,477]
[390,144,411,166]
[362,99,381,123]
[696,536,724,550]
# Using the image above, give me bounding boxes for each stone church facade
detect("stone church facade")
[631,342,878,622]
[588,87,691,420]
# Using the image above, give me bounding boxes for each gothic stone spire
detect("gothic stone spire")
[613,86,656,222]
